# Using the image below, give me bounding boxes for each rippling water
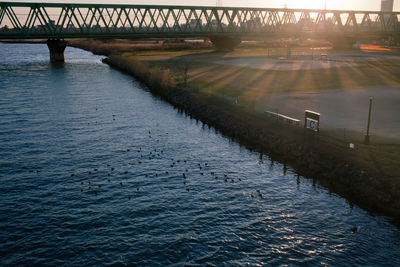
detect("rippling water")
[0,43,399,266]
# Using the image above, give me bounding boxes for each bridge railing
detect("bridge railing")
[0,2,399,39]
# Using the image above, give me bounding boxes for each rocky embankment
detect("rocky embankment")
[100,54,400,220]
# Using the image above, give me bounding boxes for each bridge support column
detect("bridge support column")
[47,39,67,63]
[327,36,359,50]
[390,35,400,46]
[209,36,241,51]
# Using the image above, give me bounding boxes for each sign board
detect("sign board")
[304,110,320,132]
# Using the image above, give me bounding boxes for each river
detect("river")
[0,43,399,266]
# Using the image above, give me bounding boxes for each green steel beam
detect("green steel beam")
[0,7,5,25]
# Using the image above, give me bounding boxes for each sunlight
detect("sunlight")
[285,0,325,9]
[360,44,392,51]
[282,0,373,11]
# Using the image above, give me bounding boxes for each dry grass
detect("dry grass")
[68,39,213,55]
[67,38,331,56]
[106,53,176,91]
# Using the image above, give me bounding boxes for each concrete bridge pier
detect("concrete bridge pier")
[327,36,359,50]
[46,39,67,62]
[209,36,241,51]
[390,35,400,46]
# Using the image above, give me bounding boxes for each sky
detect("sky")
[6,0,400,11]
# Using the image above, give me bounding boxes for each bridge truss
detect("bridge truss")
[0,2,399,39]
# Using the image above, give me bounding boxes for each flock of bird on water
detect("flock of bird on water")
[29,128,264,201]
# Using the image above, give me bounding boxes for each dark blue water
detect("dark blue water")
[0,43,399,266]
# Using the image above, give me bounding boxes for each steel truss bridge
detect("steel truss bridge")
[0,2,399,40]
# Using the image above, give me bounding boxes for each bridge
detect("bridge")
[1,2,399,61]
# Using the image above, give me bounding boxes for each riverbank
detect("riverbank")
[71,39,400,220]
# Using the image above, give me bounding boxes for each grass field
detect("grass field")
[133,47,400,141]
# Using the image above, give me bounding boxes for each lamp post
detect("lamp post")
[365,97,373,144]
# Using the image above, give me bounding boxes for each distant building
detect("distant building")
[381,0,393,12]
[189,19,202,30]
[211,19,218,29]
